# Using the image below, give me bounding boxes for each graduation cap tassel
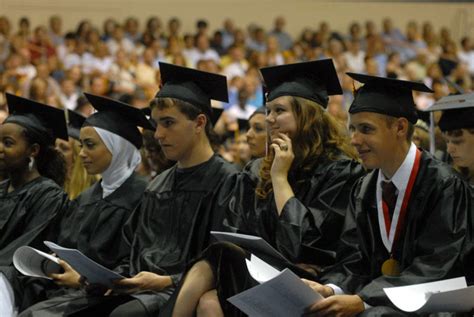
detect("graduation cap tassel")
[234,127,241,165]
[429,112,436,155]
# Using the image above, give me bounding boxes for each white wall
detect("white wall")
[1,0,473,40]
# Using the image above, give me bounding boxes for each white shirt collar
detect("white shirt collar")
[377,143,417,194]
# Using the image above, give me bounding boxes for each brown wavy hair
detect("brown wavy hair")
[256,96,358,199]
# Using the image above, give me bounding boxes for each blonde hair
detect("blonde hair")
[256,96,358,199]
[64,139,99,199]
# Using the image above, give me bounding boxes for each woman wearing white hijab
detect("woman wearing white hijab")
[7,94,154,315]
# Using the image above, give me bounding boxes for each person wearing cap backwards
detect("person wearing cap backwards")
[10,94,152,315]
[0,94,70,315]
[168,59,365,317]
[304,74,471,316]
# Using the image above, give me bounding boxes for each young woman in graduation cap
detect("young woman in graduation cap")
[16,93,153,315]
[169,59,365,317]
[246,106,267,159]
[0,94,70,315]
[56,110,99,199]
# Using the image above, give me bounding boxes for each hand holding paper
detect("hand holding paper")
[49,260,81,288]
[228,254,323,317]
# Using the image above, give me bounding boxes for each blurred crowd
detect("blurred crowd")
[0,14,472,169]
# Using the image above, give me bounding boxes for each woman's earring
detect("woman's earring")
[28,157,35,171]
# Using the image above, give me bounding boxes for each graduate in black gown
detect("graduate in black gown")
[22,63,238,317]
[426,93,474,286]
[0,93,69,265]
[305,73,472,316]
[0,94,70,316]
[8,94,152,315]
[169,59,365,317]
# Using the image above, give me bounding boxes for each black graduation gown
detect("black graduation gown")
[320,151,471,313]
[220,156,365,269]
[14,172,147,314]
[463,184,474,285]
[0,176,69,265]
[165,157,365,317]
[57,172,147,268]
[112,155,238,312]
[21,155,238,317]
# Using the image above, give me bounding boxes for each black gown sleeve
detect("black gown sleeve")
[0,181,70,266]
[275,160,365,265]
[217,160,260,234]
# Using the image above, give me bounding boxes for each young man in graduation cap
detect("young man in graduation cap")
[99,62,237,316]
[431,93,474,186]
[304,73,472,316]
[426,92,474,286]
[19,64,237,317]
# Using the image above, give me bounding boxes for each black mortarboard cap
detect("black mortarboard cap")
[438,58,458,77]
[347,73,433,124]
[4,93,68,144]
[425,93,474,131]
[260,59,342,108]
[67,110,86,140]
[210,107,223,126]
[140,107,156,129]
[156,62,229,116]
[249,106,266,120]
[83,93,155,149]
[237,118,250,132]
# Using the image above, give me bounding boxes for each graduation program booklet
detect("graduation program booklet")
[383,276,474,313]
[43,241,125,288]
[13,246,62,279]
[210,231,289,262]
[227,254,322,317]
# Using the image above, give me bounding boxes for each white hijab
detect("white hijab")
[94,127,142,198]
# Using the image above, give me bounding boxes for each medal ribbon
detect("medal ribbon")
[379,148,421,254]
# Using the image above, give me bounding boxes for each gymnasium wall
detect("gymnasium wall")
[1,0,473,40]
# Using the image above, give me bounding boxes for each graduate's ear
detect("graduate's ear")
[29,143,40,159]
[395,117,409,139]
[194,113,207,134]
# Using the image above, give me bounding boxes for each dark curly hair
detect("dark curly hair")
[23,129,67,187]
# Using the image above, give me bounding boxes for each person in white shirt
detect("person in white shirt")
[187,33,220,68]
[305,73,471,316]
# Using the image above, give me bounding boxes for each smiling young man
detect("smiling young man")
[304,73,472,316]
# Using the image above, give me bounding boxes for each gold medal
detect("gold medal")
[381,258,401,276]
